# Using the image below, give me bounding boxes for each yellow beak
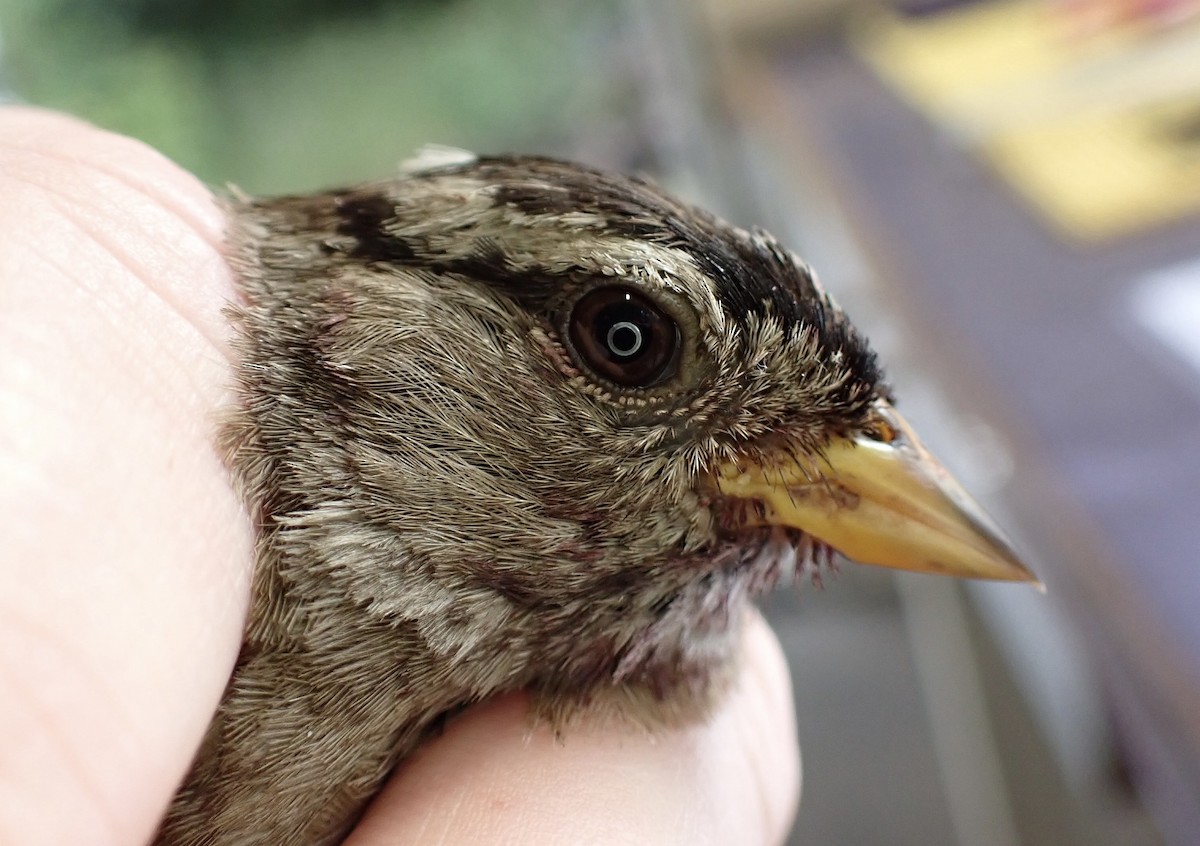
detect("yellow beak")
[714,402,1037,583]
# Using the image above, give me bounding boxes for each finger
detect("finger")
[0,108,253,846]
[346,611,800,846]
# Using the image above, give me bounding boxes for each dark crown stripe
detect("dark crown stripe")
[335,194,417,263]
[336,160,884,404]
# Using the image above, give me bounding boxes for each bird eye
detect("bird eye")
[567,286,680,387]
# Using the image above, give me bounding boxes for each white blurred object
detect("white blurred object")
[1129,256,1200,384]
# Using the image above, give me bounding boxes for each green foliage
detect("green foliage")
[2,0,615,192]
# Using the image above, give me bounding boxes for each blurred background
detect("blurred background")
[4,0,1197,842]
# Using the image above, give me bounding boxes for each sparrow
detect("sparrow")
[155,151,1035,846]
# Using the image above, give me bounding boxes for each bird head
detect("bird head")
[230,153,1034,716]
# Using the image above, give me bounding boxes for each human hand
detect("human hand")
[0,107,800,846]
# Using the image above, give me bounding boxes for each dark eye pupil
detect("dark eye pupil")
[567,286,680,387]
[606,321,643,357]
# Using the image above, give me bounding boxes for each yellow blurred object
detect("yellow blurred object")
[855,1,1200,239]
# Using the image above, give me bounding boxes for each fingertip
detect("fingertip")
[347,613,800,846]
[731,611,803,844]
[0,108,252,845]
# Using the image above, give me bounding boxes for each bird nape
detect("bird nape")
[156,151,1036,846]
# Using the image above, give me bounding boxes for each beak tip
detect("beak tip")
[964,532,1041,586]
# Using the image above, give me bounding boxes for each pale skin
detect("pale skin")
[0,108,800,846]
